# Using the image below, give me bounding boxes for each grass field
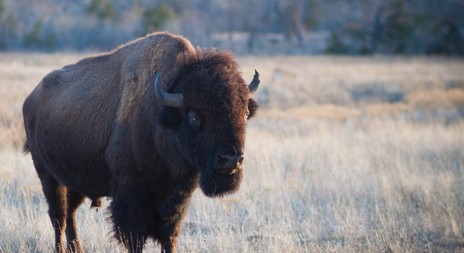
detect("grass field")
[1,53,464,252]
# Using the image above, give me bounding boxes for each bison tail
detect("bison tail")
[23,140,31,154]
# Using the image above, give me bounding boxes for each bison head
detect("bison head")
[155,51,259,197]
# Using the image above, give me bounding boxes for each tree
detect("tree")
[0,0,17,50]
[142,2,178,34]
[87,0,116,21]
[274,0,304,46]
[23,19,56,50]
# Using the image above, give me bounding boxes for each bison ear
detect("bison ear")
[159,107,181,128]
[247,98,259,119]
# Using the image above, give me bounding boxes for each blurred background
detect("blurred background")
[0,0,463,55]
[1,1,464,252]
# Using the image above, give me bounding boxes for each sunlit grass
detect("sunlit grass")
[1,53,463,252]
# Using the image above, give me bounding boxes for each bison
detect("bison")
[22,32,259,253]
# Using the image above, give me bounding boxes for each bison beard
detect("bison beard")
[22,32,259,253]
[200,168,243,197]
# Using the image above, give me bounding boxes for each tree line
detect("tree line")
[0,0,463,55]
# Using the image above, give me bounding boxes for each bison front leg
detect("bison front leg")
[154,175,198,253]
[110,187,149,252]
[159,237,177,253]
[155,192,195,253]
[119,232,147,253]
[112,215,148,253]
[155,218,181,253]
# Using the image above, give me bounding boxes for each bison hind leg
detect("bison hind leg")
[34,164,68,253]
[33,159,86,253]
[65,190,85,252]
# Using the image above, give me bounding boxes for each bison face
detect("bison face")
[156,54,259,197]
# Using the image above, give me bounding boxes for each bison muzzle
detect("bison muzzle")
[22,32,259,253]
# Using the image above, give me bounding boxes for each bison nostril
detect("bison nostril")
[216,153,244,170]
[218,154,229,165]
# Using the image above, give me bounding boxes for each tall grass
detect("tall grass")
[1,53,463,252]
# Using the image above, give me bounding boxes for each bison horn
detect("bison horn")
[248,70,260,95]
[154,73,183,108]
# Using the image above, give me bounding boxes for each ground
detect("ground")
[1,53,463,252]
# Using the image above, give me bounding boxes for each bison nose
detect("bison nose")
[215,152,244,172]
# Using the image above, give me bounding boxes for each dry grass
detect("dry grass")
[1,53,464,252]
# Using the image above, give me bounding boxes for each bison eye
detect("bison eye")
[188,111,201,129]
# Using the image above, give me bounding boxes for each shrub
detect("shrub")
[142,3,178,34]
[22,20,56,50]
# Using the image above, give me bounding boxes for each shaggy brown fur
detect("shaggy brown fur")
[22,32,259,253]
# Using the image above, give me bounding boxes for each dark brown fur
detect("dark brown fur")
[22,32,258,253]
